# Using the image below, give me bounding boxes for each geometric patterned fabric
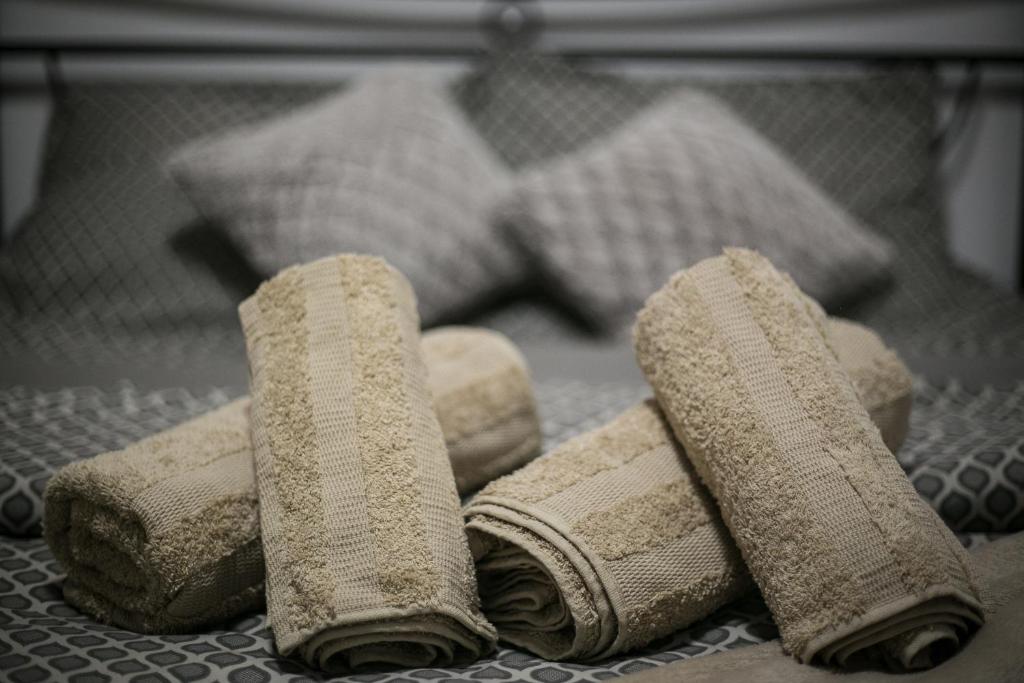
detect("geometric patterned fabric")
[0,375,1012,682]
[3,51,1023,362]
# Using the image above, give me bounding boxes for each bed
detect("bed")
[1,23,1023,683]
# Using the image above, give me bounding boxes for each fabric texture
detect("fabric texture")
[461,52,1024,356]
[239,254,495,672]
[41,326,540,632]
[2,383,237,537]
[633,249,983,669]
[0,378,1005,683]
[422,327,542,493]
[43,400,263,634]
[0,83,334,362]
[827,319,912,454]
[904,380,1024,533]
[618,532,1024,683]
[464,316,912,661]
[6,56,1021,362]
[169,74,518,326]
[492,88,893,330]
[465,400,751,662]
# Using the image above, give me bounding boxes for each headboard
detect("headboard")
[2,0,1023,288]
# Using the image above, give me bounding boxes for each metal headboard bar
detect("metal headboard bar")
[2,42,1023,64]
[27,0,1006,32]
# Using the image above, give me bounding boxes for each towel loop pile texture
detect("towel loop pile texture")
[45,400,265,633]
[465,313,914,661]
[44,326,538,636]
[422,326,541,493]
[239,254,496,671]
[633,248,983,669]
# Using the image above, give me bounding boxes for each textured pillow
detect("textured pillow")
[494,89,894,330]
[0,83,333,361]
[464,53,1024,356]
[168,75,519,325]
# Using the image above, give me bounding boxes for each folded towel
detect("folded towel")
[633,248,982,669]
[826,318,912,455]
[240,254,495,671]
[423,326,541,493]
[465,315,912,660]
[44,326,536,636]
[617,533,1024,683]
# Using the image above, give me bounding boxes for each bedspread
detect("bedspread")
[0,371,1020,682]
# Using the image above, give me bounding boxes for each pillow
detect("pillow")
[168,75,520,325]
[0,82,334,361]
[494,89,894,329]
[462,53,1024,356]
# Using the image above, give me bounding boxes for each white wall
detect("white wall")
[2,0,1023,288]
[942,67,1023,290]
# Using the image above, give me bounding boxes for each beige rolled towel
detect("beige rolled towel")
[44,326,535,637]
[633,248,982,669]
[465,315,913,661]
[240,254,495,671]
[619,533,1024,683]
[828,319,912,454]
[45,400,264,634]
[423,326,542,493]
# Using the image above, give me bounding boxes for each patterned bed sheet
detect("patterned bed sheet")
[0,374,1021,682]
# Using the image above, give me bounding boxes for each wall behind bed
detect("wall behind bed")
[1,0,1022,290]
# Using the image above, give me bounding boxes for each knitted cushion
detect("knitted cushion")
[461,53,1024,355]
[495,90,894,330]
[169,75,519,326]
[0,82,334,361]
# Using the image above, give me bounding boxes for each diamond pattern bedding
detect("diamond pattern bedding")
[3,52,1023,362]
[0,377,1010,682]
[0,376,999,682]
[2,375,1021,539]
[460,52,1024,356]
[0,84,335,362]
[0,535,777,683]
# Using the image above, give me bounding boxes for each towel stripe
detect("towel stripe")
[339,257,439,606]
[255,268,334,633]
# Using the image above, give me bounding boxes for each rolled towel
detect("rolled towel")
[465,315,913,661]
[423,326,541,493]
[633,248,982,669]
[827,319,912,455]
[240,254,495,671]
[44,326,535,636]
[611,533,1024,683]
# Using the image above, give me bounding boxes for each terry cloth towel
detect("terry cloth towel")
[826,318,911,454]
[632,248,983,670]
[617,532,1024,683]
[43,327,539,635]
[423,326,542,493]
[240,254,496,671]
[464,316,913,661]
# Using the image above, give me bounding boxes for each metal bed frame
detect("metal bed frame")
[1,0,1023,285]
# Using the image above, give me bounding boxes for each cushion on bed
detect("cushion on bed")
[168,75,519,326]
[0,83,335,362]
[495,90,894,329]
[5,54,1020,359]
[461,53,1024,355]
